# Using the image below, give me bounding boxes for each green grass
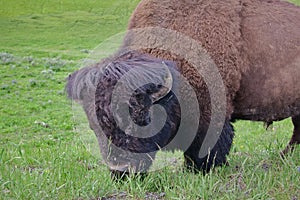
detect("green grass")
[0,0,299,199]
[0,0,138,59]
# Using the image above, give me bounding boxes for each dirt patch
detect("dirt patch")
[99,192,166,200]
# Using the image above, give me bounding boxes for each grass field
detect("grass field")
[0,0,299,199]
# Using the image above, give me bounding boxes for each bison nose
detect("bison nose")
[109,164,130,180]
[109,164,129,172]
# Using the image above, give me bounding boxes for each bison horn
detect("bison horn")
[151,61,173,102]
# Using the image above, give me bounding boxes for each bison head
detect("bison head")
[67,52,182,177]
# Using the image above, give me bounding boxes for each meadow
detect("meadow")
[0,0,299,199]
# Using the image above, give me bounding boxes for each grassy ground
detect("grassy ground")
[0,0,299,199]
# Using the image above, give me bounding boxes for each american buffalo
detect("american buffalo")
[67,0,300,177]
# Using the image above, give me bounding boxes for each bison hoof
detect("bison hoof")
[280,145,295,158]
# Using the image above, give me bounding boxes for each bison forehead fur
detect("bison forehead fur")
[67,0,300,175]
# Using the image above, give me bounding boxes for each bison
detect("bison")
[67,0,300,177]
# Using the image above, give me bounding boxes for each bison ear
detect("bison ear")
[151,61,173,103]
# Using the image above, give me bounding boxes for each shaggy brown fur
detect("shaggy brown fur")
[128,0,300,121]
[128,0,244,116]
[233,0,300,121]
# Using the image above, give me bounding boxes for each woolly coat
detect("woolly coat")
[124,0,300,123]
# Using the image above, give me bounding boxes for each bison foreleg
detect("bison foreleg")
[281,115,300,155]
[184,119,234,173]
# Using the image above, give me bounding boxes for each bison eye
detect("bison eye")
[128,93,152,127]
[135,93,147,102]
